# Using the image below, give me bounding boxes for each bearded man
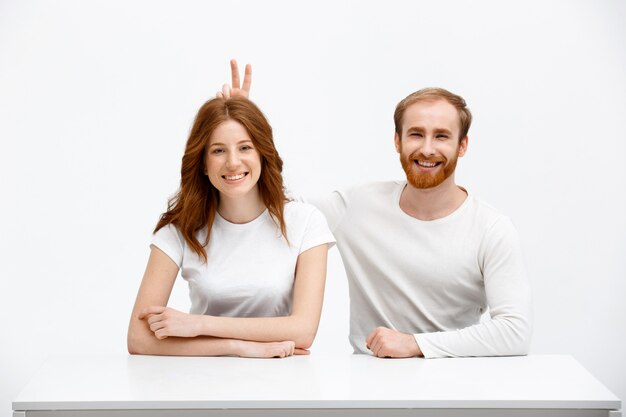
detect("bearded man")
[311,88,532,358]
[221,62,532,358]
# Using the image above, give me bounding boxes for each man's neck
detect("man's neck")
[399,175,468,221]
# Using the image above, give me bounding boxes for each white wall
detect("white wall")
[1,0,625,414]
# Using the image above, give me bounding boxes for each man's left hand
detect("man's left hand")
[217,59,252,99]
[366,327,423,358]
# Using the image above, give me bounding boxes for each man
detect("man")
[221,60,532,358]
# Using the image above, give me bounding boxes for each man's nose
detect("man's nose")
[421,137,436,156]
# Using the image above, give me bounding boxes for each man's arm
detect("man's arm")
[415,217,532,358]
[220,59,350,231]
[299,190,350,233]
[365,217,532,359]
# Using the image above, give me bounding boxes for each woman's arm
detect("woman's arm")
[142,244,329,350]
[127,246,295,358]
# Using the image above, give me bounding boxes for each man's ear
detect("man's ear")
[458,136,468,157]
[394,132,401,153]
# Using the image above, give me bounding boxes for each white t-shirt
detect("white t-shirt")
[308,181,532,358]
[151,201,335,318]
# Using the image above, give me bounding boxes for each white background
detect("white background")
[1,0,625,414]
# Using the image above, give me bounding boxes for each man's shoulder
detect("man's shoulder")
[469,195,502,216]
[343,180,405,199]
[466,195,513,231]
[283,200,327,225]
[284,200,319,216]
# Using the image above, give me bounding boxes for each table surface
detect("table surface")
[13,354,621,411]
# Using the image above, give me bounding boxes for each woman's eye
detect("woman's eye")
[212,149,224,154]
[241,145,253,151]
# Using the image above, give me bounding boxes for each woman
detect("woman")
[127,82,334,358]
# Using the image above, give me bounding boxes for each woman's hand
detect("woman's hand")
[138,306,201,340]
[217,59,252,99]
[233,340,296,358]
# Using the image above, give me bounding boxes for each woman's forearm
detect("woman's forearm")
[128,323,295,358]
[197,314,317,349]
[128,326,237,356]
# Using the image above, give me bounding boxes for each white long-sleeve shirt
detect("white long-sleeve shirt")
[308,181,532,358]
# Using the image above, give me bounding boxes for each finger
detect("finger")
[371,342,380,357]
[379,348,392,359]
[370,334,383,356]
[241,63,252,93]
[222,83,231,99]
[294,348,310,355]
[147,314,163,325]
[365,328,378,349]
[216,91,224,99]
[154,329,168,340]
[374,340,390,358]
[149,321,165,332]
[230,59,240,89]
[138,306,166,320]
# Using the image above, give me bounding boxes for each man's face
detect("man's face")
[395,99,468,189]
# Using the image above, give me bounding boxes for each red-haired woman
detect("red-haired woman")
[127,74,334,357]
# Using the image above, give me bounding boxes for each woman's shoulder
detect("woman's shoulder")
[283,201,335,250]
[153,222,206,248]
[153,222,181,239]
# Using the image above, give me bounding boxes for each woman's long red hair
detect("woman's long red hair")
[154,97,287,262]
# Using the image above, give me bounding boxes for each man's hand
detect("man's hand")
[366,327,423,358]
[217,59,252,99]
[138,306,201,340]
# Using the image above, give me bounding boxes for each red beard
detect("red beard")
[400,149,459,189]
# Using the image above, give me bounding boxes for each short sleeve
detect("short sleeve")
[299,207,336,254]
[150,224,185,268]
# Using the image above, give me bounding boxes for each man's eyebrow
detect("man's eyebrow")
[433,128,453,135]
[406,126,424,132]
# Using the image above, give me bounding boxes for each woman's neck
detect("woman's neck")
[217,188,266,224]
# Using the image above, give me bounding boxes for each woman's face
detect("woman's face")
[205,120,262,200]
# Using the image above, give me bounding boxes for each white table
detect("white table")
[13,354,621,416]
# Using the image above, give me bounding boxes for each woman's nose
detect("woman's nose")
[226,152,240,168]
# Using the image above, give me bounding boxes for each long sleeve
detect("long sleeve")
[414,217,533,358]
[299,190,350,233]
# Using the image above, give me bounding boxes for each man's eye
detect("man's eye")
[436,135,449,140]
[410,133,422,137]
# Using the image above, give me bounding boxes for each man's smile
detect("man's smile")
[415,160,442,168]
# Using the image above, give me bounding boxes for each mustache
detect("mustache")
[408,150,446,163]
